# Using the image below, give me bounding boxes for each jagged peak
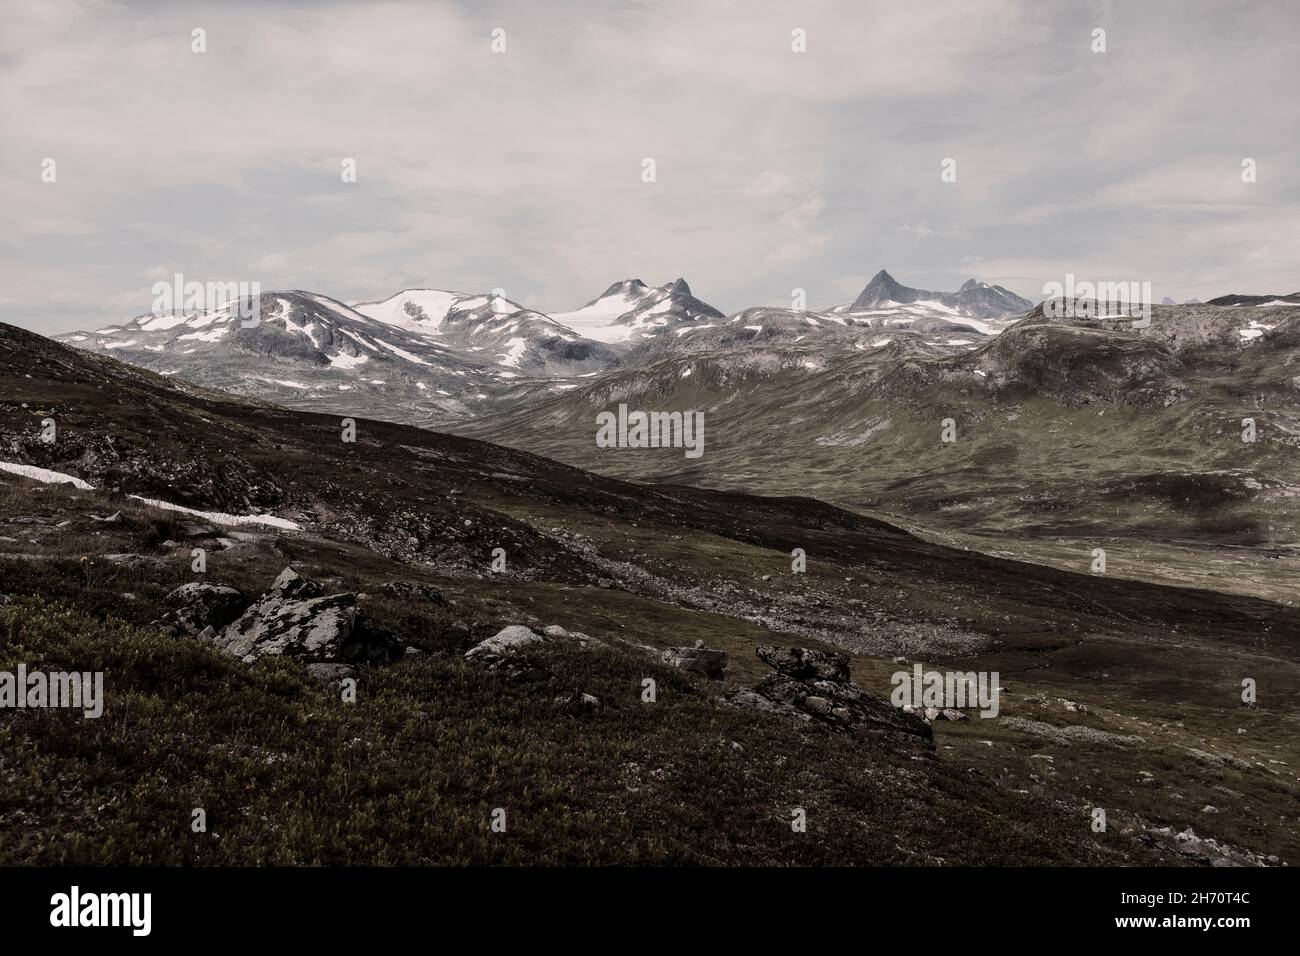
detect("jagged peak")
[598,279,650,299]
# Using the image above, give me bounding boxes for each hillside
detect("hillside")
[456,303,1300,601]
[2,321,1298,865]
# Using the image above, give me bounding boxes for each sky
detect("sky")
[2,0,1297,334]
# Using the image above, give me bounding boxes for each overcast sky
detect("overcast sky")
[3,0,1297,334]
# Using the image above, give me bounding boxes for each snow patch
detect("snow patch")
[127,496,301,531]
[0,461,93,489]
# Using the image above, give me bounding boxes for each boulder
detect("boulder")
[663,645,728,679]
[176,521,218,538]
[466,625,545,658]
[378,580,449,606]
[756,645,849,682]
[722,687,810,722]
[213,569,399,665]
[464,625,548,680]
[726,645,932,744]
[270,566,323,599]
[160,582,247,635]
[306,663,358,683]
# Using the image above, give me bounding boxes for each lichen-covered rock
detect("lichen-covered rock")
[727,645,932,744]
[755,645,849,682]
[217,593,357,663]
[663,645,727,679]
[160,582,247,635]
[465,625,548,680]
[214,569,399,665]
[306,662,358,682]
[466,625,545,658]
[269,566,323,600]
[378,580,448,606]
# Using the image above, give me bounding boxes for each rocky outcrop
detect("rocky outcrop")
[662,642,727,679]
[466,624,546,661]
[464,623,598,680]
[377,580,449,605]
[158,582,248,636]
[212,566,400,665]
[725,645,933,744]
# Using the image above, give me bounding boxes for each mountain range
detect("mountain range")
[56,270,1037,423]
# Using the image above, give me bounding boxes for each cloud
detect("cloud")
[0,0,1295,331]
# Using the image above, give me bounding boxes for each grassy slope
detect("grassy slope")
[2,593,1160,867]
[2,322,1297,865]
[452,316,1300,602]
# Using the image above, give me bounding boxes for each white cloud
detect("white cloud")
[0,0,1296,331]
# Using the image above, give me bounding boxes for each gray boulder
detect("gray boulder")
[306,662,358,682]
[466,625,545,659]
[464,625,547,679]
[213,568,398,665]
[270,566,323,599]
[378,580,448,606]
[663,645,728,679]
[160,582,247,635]
[464,625,597,680]
[176,521,218,538]
[756,645,848,682]
[727,645,932,744]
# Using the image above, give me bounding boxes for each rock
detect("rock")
[0,594,11,606]
[159,582,247,635]
[378,580,449,606]
[464,625,548,680]
[721,687,811,722]
[177,521,218,538]
[1202,805,1220,814]
[543,625,570,638]
[270,566,323,599]
[941,708,967,721]
[87,511,122,524]
[467,625,545,658]
[756,645,849,682]
[214,571,399,665]
[924,707,941,721]
[663,645,728,679]
[306,663,358,682]
[761,574,771,582]
[727,645,932,744]
[553,692,602,714]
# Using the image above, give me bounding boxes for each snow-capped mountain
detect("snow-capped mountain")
[353,289,618,376]
[59,290,619,425]
[57,271,1028,427]
[547,278,724,349]
[844,269,1033,321]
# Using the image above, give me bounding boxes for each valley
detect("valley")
[3,312,1298,866]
